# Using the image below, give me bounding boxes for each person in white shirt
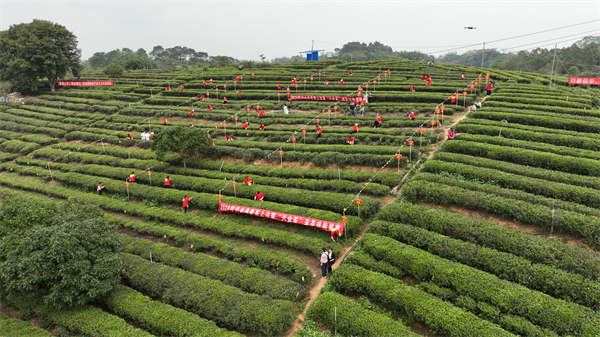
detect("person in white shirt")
[140,131,147,140]
[283,105,289,114]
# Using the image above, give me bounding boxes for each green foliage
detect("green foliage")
[111,217,312,284]
[0,312,52,337]
[0,199,125,309]
[103,63,124,79]
[151,125,209,167]
[104,285,242,337]
[0,194,63,236]
[0,139,39,154]
[358,233,600,336]
[368,219,600,309]
[120,235,307,301]
[377,203,600,280]
[0,19,81,91]
[122,253,295,336]
[292,319,331,337]
[329,263,514,337]
[306,291,419,337]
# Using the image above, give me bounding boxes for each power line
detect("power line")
[425,19,600,55]
[515,33,600,52]
[502,30,599,51]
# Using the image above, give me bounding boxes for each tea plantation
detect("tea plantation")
[1,59,599,337]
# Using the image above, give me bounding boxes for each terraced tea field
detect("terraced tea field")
[2,59,598,337]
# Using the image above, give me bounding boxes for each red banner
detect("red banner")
[289,95,362,102]
[218,202,345,234]
[57,81,114,86]
[568,77,600,85]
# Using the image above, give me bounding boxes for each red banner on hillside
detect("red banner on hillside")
[218,202,345,234]
[289,95,362,102]
[57,81,114,86]
[568,77,600,85]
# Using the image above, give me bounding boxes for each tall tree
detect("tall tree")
[151,126,209,168]
[0,20,82,92]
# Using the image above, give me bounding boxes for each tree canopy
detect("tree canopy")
[0,20,82,92]
[151,125,210,168]
[0,196,124,309]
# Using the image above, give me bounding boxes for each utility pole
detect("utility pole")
[481,42,485,69]
[549,44,557,89]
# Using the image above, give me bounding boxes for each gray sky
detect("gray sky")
[1,0,599,61]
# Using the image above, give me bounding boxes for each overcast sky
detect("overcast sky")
[1,0,599,61]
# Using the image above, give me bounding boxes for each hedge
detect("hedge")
[305,291,420,337]
[0,313,52,337]
[484,95,592,109]
[121,235,307,301]
[0,171,346,256]
[482,100,595,112]
[52,143,157,160]
[358,233,600,336]
[368,220,600,309]
[423,159,600,209]
[457,133,600,161]
[121,253,294,336]
[345,251,558,336]
[414,171,600,218]
[0,153,18,162]
[454,121,600,151]
[377,203,600,280]
[41,167,378,219]
[104,285,242,337]
[431,152,600,190]
[329,264,515,337]
[469,110,600,133]
[403,179,600,248]
[0,139,40,155]
[442,140,600,177]
[17,134,59,146]
[110,217,312,284]
[32,148,167,171]
[8,297,152,337]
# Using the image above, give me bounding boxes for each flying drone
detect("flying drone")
[464,27,477,30]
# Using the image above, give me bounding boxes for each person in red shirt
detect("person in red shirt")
[324,80,329,85]
[421,76,427,81]
[451,95,456,104]
[126,134,134,139]
[349,71,353,76]
[316,126,322,140]
[254,191,264,201]
[487,82,493,96]
[182,196,193,213]
[277,83,282,90]
[166,86,171,91]
[330,74,334,77]
[409,112,415,120]
[163,118,168,125]
[331,228,339,242]
[150,132,154,140]
[258,110,265,118]
[409,86,416,92]
[238,89,243,93]
[259,124,265,131]
[292,79,297,84]
[203,81,207,87]
[189,109,194,116]
[226,135,233,142]
[244,176,252,185]
[426,74,431,80]
[242,122,249,129]
[189,124,194,127]
[181,85,184,91]
[164,176,172,188]
[340,79,344,85]
[200,95,205,100]
[448,128,455,140]
[461,73,465,80]
[351,124,358,134]
[426,80,432,87]
[374,116,382,128]
[208,105,214,110]
[97,183,104,195]
[223,97,227,103]
[128,172,136,182]
[347,136,354,145]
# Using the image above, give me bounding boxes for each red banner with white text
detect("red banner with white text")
[568,77,600,85]
[57,81,114,86]
[218,202,345,234]
[289,95,362,102]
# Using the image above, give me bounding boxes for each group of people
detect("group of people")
[319,246,337,278]
[140,130,154,140]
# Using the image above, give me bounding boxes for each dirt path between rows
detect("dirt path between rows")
[286,223,370,337]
